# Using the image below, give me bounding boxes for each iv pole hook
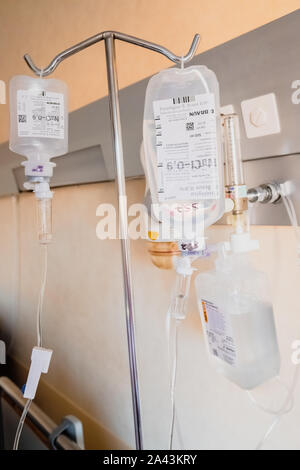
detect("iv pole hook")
[23,30,200,451]
[24,31,200,76]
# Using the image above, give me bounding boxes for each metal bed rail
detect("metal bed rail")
[0,376,82,450]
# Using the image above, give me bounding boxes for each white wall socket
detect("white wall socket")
[241,93,281,138]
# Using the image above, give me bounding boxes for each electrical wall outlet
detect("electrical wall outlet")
[241,93,281,138]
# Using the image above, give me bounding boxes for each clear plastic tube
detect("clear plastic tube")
[169,272,192,321]
[169,319,179,450]
[7,195,20,355]
[36,198,52,245]
[223,114,244,187]
[36,245,48,347]
[166,257,193,450]
[281,193,300,265]
[247,377,294,416]
[223,114,249,237]
[254,368,299,450]
[13,399,32,450]
[13,244,48,450]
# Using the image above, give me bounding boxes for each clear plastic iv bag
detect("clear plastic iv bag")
[9,75,68,178]
[196,251,280,390]
[143,65,224,234]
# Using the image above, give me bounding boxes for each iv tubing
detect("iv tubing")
[167,257,194,449]
[7,195,20,354]
[281,192,300,262]
[36,245,48,347]
[247,377,294,415]
[254,368,299,450]
[13,244,48,450]
[12,400,32,450]
[169,319,179,450]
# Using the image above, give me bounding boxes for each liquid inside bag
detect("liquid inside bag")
[196,253,280,390]
[143,65,224,237]
[10,75,68,177]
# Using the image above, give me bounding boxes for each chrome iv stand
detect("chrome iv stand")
[24,30,200,450]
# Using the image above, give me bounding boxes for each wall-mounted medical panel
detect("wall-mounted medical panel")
[191,9,300,160]
[244,154,300,226]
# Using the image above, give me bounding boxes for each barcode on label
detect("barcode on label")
[186,122,194,131]
[172,96,195,104]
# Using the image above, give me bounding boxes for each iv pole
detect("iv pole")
[24,30,200,450]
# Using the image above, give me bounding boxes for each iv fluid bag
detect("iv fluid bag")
[9,75,68,177]
[143,65,224,233]
[196,254,280,390]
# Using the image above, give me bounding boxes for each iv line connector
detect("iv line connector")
[247,183,281,204]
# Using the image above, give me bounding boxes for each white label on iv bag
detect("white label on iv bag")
[153,93,219,202]
[17,89,64,139]
[201,299,236,366]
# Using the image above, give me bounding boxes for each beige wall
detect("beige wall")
[1,0,300,450]
[1,180,300,450]
[0,0,300,144]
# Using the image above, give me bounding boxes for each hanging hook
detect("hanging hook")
[24,31,200,77]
